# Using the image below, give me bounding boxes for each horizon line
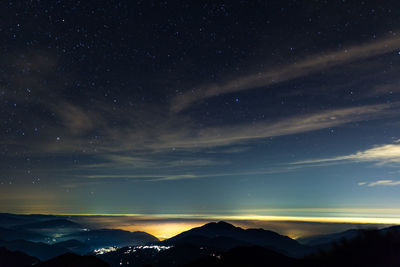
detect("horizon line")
[4,211,400,225]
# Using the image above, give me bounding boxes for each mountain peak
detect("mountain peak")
[202,221,236,230]
[217,221,233,226]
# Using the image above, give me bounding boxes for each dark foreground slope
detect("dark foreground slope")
[302,228,400,267]
[183,229,400,267]
[0,247,40,267]
[183,246,297,267]
[107,228,400,267]
[0,248,109,267]
[0,239,72,260]
[36,253,110,267]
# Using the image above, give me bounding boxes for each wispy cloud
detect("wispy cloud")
[293,141,400,166]
[30,101,399,156]
[359,180,400,187]
[184,103,398,148]
[85,174,199,181]
[171,34,400,112]
[55,103,95,135]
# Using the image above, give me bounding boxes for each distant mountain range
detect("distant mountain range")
[65,228,159,248]
[0,213,58,228]
[0,213,159,262]
[298,225,400,250]
[0,226,48,242]
[298,228,363,246]
[2,213,400,267]
[14,219,83,230]
[12,218,86,239]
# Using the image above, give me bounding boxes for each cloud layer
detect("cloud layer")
[172,34,400,112]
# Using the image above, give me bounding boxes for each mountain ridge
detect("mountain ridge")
[164,221,305,256]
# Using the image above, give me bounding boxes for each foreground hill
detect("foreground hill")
[303,228,400,267]
[54,239,93,254]
[0,248,109,267]
[0,239,72,260]
[180,229,400,267]
[298,225,400,252]
[0,247,40,267]
[164,221,304,256]
[37,253,110,267]
[184,246,297,267]
[98,244,216,267]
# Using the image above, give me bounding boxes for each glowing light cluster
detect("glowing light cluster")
[132,245,172,252]
[94,246,118,255]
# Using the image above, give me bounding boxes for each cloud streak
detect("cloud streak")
[23,101,400,160]
[359,180,400,187]
[171,34,400,112]
[293,142,400,166]
[53,102,400,155]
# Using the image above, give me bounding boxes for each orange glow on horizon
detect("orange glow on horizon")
[112,222,205,240]
[75,214,400,239]
[108,214,400,239]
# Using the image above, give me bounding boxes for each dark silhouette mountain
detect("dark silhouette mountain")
[100,244,296,267]
[98,243,215,267]
[183,245,297,267]
[182,229,400,267]
[298,229,362,246]
[0,239,72,260]
[99,228,400,267]
[299,225,400,251]
[66,229,159,248]
[15,219,83,230]
[164,221,304,256]
[0,247,40,267]
[37,253,110,267]
[379,225,400,233]
[54,239,93,254]
[0,226,48,242]
[302,229,400,267]
[168,235,253,250]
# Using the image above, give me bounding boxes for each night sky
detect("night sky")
[2,0,400,237]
